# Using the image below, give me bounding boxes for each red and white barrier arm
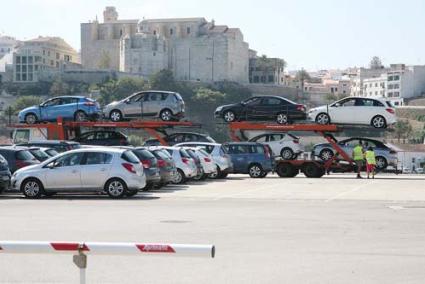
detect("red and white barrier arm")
[0,241,215,258]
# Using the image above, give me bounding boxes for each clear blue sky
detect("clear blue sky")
[1,0,424,71]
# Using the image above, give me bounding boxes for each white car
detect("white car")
[308,97,397,129]
[11,148,146,198]
[174,142,233,179]
[150,146,197,184]
[180,147,217,178]
[249,133,304,160]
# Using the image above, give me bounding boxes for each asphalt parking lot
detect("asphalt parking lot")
[1,173,425,283]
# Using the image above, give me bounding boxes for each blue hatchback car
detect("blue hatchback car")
[18,96,101,124]
[223,142,274,178]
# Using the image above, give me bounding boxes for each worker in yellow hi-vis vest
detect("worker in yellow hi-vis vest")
[365,146,376,179]
[352,141,365,179]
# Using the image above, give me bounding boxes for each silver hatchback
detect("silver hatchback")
[103,91,185,122]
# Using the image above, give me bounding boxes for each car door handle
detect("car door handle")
[100,168,107,172]
[72,170,78,174]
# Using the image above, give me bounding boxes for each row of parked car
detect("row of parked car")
[18,91,397,129]
[0,137,280,198]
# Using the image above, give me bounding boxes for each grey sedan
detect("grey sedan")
[312,137,398,170]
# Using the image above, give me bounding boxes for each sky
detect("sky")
[1,0,425,71]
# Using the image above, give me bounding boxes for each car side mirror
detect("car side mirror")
[334,103,341,107]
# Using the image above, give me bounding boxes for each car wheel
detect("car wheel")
[303,163,324,178]
[276,162,299,178]
[142,183,154,192]
[218,172,228,179]
[316,113,330,125]
[208,166,220,179]
[25,113,37,124]
[105,179,127,199]
[276,113,289,125]
[260,172,268,178]
[280,147,295,160]
[160,109,173,121]
[248,164,263,178]
[193,169,204,181]
[109,110,122,122]
[74,111,87,122]
[223,110,236,123]
[173,169,186,184]
[319,149,334,161]
[371,115,387,129]
[375,156,388,170]
[21,178,43,198]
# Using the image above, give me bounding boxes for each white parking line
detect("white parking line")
[325,181,372,202]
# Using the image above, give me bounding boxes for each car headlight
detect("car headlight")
[215,106,223,112]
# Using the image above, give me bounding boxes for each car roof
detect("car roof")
[167,132,208,136]
[0,145,31,151]
[50,96,86,100]
[224,142,261,145]
[65,147,128,154]
[22,140,79,145]
[175,142,220,146]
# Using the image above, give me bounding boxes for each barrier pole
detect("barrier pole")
[0,241,215,284]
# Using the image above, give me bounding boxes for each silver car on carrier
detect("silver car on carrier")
[103,90,185,122]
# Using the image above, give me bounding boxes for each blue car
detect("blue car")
[18,96,101,124]
[223,142,274,178]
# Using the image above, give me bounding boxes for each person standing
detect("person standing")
[365,146,376,179]
[352,141,365,178]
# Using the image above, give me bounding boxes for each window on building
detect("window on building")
[28,65,33,72]
[28,73,33,81]
[22,73,27,81]
[56,53,59,60]
[153,30,157,35]
[253,76,259,83]
[388,76,393,81]
[50,60,54,66]
[43,50,45,56]
[16,65,21,72]
[187,27,191,34]
[393,75,400,81]
[22,56,27,64]
[268,75,274,83]
[335,88,338,92]
[375,83,378,87]
[375,91,378,95]
[47,51,50,56]
[34,65,38,71]
[56,61,59,68]
[120,29,123,36]
[16,73,21,81]
[153,52,156,56]
[22,65,27,72]
[43,58,45,64]
[394,92,400,97]
[170,28,174,35]
[394,84,400,89]
[388,84,394,90]
[261,76,266,83]
[388,92,393,97]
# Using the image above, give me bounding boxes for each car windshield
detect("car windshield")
[153,150,170,160]
[121,151,139,164]
[16,150,36,161]
[30,149,50,160]
[179,149,191,158]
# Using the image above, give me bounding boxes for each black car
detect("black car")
[144,132,216,146]
[0,154,11,193]
[17,140,81,153]
[138,147,177,188]
[214,96,307,124]
[0,146,40,173]
[73,130,129,146]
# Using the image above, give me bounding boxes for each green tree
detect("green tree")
[295,68,311,96]
[325,93,338,103]
[11,96,43,114]
[49,79,70,97]
[394,120,413,143]
[370,56,383,69]
[149,69,177,91]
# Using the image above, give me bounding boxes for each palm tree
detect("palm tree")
[295,68,311,96]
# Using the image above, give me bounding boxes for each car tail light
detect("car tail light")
[182,157,190,164]
[16,160,30,169]
[141,159,151,169]
[122,163,136,174]
[84,101,95,106]
[264,146,271,159]
[157,159,166,168]
[390,150,397,154]
[204,157,211,162]
[293,139,299,144]
[296,104,306,112]
[386,108,395,114]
